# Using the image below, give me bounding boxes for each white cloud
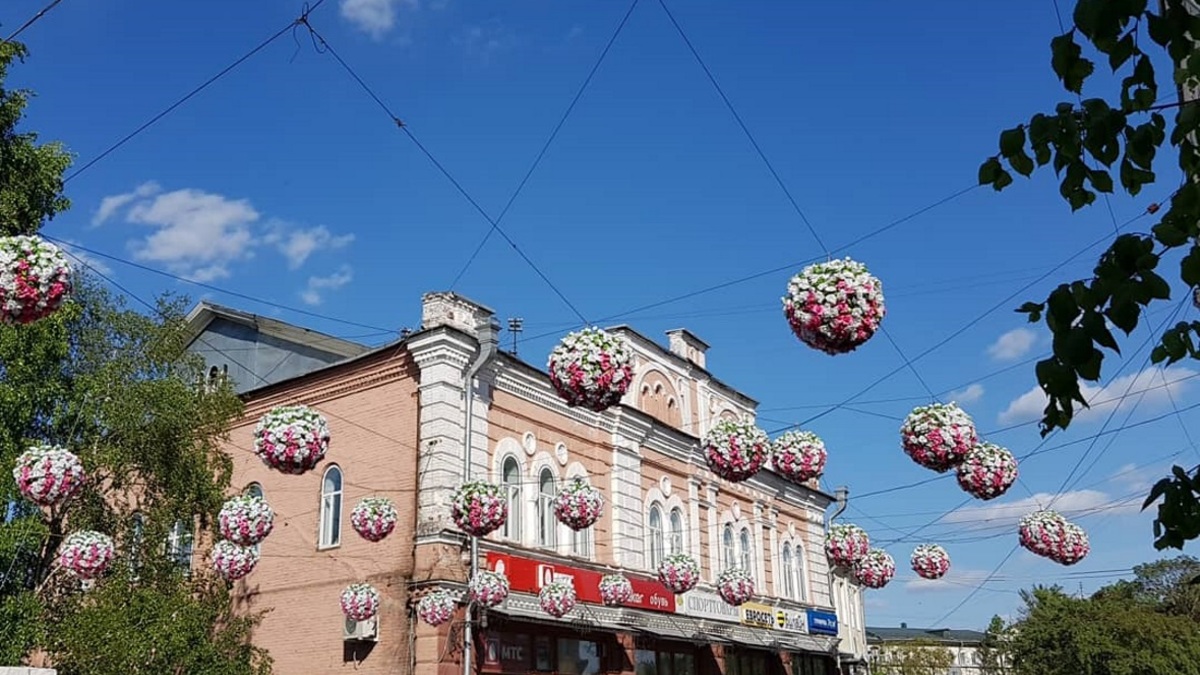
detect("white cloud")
[939,489,1141,531]
[272,225,354,270]
[904,569,996,594]
[987,327,1038,361]
[455,20,517,62]
[949,383,985,405]
[96,184,353,283]
[997,365,1197,426]
[339,0,417,39]
[300,266,354,306]
[92,181,160,226]
[127,188,258,282]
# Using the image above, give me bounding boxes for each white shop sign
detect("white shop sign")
[678,590,740,623]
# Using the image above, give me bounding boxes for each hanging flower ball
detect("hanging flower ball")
[783,257,885,355]
[0,235,72,325]
[956,442,1019,500]
[468,570,510,608]
[218,494,274,546]
[910,544,951,580]
[900,402,978,473]
[1019,510,1091,566]
[253,405,331,475]
[853,548,896,589]
[539,580,577,618]
[58,530,115,579]
[351,497,399,542]
[715,567,755,607]
[657,553,700,594]
[450,481,508,537]
[770,430,827,484]
[598,573,633,607]
[341,583,381,621]
[547,327,634,412]
[553,477,605,531]
[210,540,259,581]
[704,419,770,483]
[825,523,870,569]
[417,590,458,627]
[12,442,85,507]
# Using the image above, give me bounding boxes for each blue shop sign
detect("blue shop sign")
[807,610,838,635]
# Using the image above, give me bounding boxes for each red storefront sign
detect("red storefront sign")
[484,551,678,614]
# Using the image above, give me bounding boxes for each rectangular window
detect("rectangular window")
[556,639,600,675]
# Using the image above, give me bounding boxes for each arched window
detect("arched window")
[739,528,754,578]
[167,519,194,577]
[537,468,556,549]
[502,457,522,541]
[319,465,343,548]
[722,524,736,569]
[648,505,665,569]
[781,543,795,599]
[793,542,808,601]
[668,507,685,555]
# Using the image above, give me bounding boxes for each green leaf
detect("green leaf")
[1011,151,1036,177]
[1089,169,1114,193]
[1051,33,1096,94]
[994,169,1014,190]
[1108,33,1137,70]
[978,157,1003,185]
[1000,126,1026,158]
[1143,270,1173,300]
[1107,299,1140,333]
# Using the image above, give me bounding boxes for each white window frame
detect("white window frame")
[668,507,685,556]
[537,468,557,549]
[319,465,343,549]
[502,456,522,542]
[648,504,665,569]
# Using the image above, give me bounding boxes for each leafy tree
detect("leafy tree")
[0,42,270,674]
[978,615,1012,675]
[0,42,71,234]
[872,639,954,675]
[1008,585,1200,675]
[1099,555,1200,619]
[980,0,1200,549]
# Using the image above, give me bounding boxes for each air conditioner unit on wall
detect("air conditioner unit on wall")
[343,616,379,642]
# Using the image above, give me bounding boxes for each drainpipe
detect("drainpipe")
[462,317,498,675]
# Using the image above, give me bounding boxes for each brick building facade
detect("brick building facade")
[186,292,869,675]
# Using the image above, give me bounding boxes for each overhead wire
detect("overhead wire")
[447,0,642,289]
[1,0,64,44]
[62,0,329,184]
[297,18,589,325]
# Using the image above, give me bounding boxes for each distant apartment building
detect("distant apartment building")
[183,292,871,675]
[866,625,994,675]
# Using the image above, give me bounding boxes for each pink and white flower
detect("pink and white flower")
[704,419,770,483]
[468,570,510,608]
[716,567,755,606]
[12,443,85,507]
[657,553,700,594]
[341,583,381,621]
[771,430,827,484]
[553,478,605,531]
[253,405,330,475]
[547,328,634,412]
[0,235,72,325]
[825,523,870,569]
[900,402,977,473]
[210,540,259,581]
[417,590,458,626]
[853,548,895,589]
[1019,510,1090,566]
[910,544,950,580]
[783,258,885,355]
[956,442,1019,500]
[351,497,399,542]
[451,481,508,537]
[598,574,633,607]
[218,494,275,546]
[539,580,577,618]
[59,530,115,579]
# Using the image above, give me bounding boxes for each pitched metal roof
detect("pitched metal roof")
[866,626,988,644]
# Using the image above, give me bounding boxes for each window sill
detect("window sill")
[317,543,342,551]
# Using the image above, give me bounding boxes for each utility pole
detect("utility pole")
[507,317,524,356]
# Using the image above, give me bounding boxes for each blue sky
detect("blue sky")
[7,0,1199,630]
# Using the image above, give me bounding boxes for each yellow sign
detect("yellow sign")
[740,602,775,629]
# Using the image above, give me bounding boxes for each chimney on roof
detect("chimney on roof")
[901,622,907,629]
[665,328,709,369]
[421,292,497,338]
